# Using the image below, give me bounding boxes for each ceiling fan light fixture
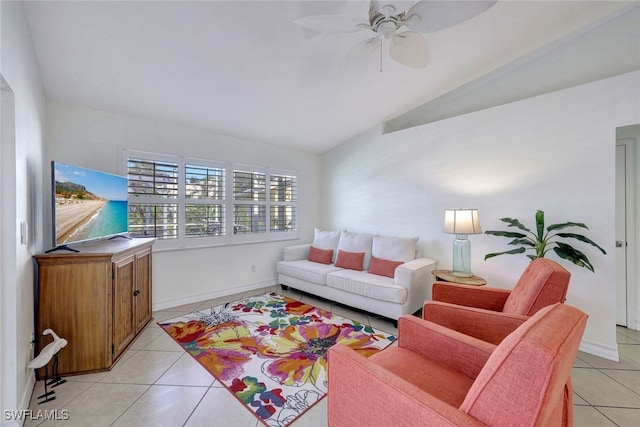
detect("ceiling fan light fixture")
[377,21,397,40]
[296,0,497,70]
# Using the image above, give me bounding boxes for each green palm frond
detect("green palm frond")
[498,217,531,232]
[547,222,588,232]
[535,210,545,241]
[555,233,606,255]
[553,243,594,272]
[484,247,527,260]
[484,230,527,239]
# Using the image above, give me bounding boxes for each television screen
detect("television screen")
[52,161,129,247]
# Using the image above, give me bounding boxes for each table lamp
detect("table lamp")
[443,208,481,277]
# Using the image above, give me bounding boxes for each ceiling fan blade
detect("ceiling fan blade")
[294,15,370,34]
[389,31,428,68]
[371,1,417,17]
[346,37,380,63]
[403,0,496,33]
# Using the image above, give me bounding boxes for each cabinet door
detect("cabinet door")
[134,247,152,332]
[113,254,136,358]
[36,260,111,376]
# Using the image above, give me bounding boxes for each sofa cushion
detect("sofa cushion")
[326,270,408,304]
[369,256,404,278]
[277,260,343,285]
[372,235,418,262]
[308,246,333,264]
[313,228,341,262]
[337,231,374,270]
[335,250,365,271]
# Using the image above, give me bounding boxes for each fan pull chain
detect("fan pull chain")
[379,39,383,73]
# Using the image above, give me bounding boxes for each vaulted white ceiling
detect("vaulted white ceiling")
[23,1,640,153]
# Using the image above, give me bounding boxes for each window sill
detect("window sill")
[147,235,300,253]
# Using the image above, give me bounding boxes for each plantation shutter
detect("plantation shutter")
[127,157,179,239]
[185,164,226,238]
[270,173,297,232]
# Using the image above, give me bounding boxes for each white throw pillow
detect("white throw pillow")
[372,235,418,262]
[337,231,374,269]
[312,228,341,260]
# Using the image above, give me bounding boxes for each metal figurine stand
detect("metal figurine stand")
[28,329,68,404]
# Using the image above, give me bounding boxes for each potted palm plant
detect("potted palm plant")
[484,210,606,272]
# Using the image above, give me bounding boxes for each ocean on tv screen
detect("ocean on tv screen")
[53,162,128,245]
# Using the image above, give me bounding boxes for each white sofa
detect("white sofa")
[276,229,437,322]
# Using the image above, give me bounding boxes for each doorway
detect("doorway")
[616,125,638,329]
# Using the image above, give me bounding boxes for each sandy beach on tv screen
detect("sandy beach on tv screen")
[55,199,106,244]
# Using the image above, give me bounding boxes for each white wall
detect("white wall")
[45,101,323,309]
[0,1,46,420]
[323,71,640,361]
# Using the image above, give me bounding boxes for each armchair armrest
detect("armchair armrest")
[422,301,529,345]
[397,315,495,380]
[328,344,487,427]
[432,282,511,312]
[282,243,311,261]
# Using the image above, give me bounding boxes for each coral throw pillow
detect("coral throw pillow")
[335,250,365,271]
[308,246,333,264]
[369,256,404,278]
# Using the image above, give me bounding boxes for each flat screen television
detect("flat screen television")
[50,161,129,251]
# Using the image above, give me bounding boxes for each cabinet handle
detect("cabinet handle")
[133,290,141,297]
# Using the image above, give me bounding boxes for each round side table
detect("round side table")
[431,269,487,286]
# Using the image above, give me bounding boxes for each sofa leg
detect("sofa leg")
[392,319,398,329]
[280,284,289,291]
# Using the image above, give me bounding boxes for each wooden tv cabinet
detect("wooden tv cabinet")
[34,237,155,378]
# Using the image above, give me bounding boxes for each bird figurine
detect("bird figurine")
[28,329,67,369]
[28,329,68,403]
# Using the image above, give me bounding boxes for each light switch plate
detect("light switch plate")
[20,221,28,245]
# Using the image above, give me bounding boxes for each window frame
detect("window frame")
[123,150,298,250]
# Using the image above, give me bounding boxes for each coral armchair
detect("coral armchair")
[328,303,587,427]
[422,258,570,345]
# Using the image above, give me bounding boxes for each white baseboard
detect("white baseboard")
[21,372,35,408]
[2,373,36,427]
[579,339,619,362]
[152,278,279,311]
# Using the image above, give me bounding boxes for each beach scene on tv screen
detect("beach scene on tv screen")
[54,163,128,245]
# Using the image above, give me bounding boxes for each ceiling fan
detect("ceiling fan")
[295,0,497,70]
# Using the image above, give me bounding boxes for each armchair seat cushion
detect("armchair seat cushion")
[276,259,343,285]
[371,346,474,407]
[326,269,407,304]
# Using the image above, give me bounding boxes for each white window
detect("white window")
[127,156,179,241]
[233,168,266,236]
[231,166,298,244]
[124,150,297,249]
[270,172,297,234]
[185,162,226,242]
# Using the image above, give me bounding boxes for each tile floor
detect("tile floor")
[25,285,640,426]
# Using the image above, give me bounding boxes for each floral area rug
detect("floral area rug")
[158,292,396,426]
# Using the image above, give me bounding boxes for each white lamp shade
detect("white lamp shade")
[444,209,481,234]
